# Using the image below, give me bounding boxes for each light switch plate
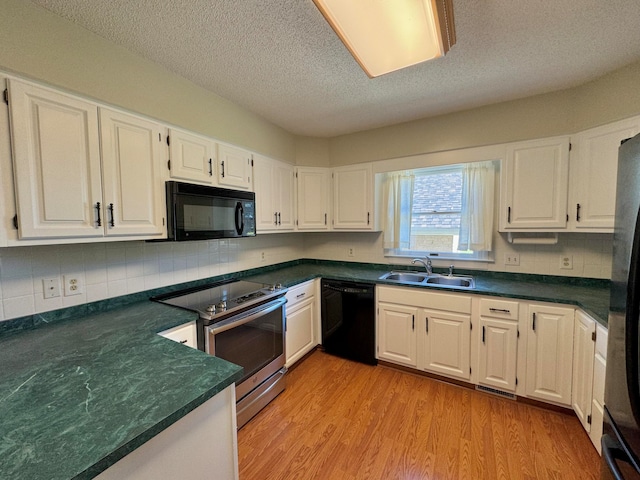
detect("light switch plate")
[504,253,520,266]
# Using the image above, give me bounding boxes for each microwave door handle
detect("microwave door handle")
[235,202,244,235]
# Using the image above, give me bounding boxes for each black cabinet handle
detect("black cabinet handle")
[274,212,278,225]
[278,212,281,225]
[576,203,581,222]
[208,158,213,176]
[367,212,370,225]
[95,202,101,227]
[489,308,510,314]
[507,206,511,223]
[412,315,415,331]
[324,213,327,225]
[532,312,536,331]
[425,317,429,333]
[108,203,115,227]
[296,292,306,299]
[221,160,225,178]
[482,326,486,343]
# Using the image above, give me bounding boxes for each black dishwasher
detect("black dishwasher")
[321,279,376,365]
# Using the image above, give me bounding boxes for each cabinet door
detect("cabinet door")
[589,324,607,454]
[217,144,252,190]
[286,297,316,367]
[525,304,574,406]
[159,321,198,349]
[572,310,596,430]
[378,302,418,367]
[99,108,166,237]
[570,118,640,231]
[253,156,277,232]
[421,309,471,380]
[478,317,518,392]
[168,128,215,184]
[7,78,103,238]
[333,164,373,230]
[297,167,331,231]
[501,137,570,230]
[275,162,295,230]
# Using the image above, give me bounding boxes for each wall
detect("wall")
[326,60,640,166]
[0,0,296,163]
[0,235,304,322]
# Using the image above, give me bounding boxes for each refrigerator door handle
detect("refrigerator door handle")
[602,434,632,480]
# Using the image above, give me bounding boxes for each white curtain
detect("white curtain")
[381,171,415,250]
[458,161,496,252]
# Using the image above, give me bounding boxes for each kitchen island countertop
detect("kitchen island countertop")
[0,301,242,480]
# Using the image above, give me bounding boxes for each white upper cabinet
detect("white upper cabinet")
[217,143,252,191]
[98,108,166,237]
[253,155,295,232]
[569,117,640,231]
[296,167,331,231]
[332,163,373,230]
[168,128,216,184]
[7,78,104,238]
[500,137,570,231]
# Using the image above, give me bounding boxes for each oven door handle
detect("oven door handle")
[208,297,287,335]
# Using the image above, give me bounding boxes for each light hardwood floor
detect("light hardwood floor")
[238,350,600,480]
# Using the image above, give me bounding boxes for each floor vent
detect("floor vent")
[475,385,516,400]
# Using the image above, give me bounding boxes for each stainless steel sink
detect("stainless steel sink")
[424,275,475,288]
[379,271,475,289]
[379,271,428,283]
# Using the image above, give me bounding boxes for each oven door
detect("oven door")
[205,297,286,400]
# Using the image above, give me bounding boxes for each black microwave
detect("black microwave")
[165,181,256,241]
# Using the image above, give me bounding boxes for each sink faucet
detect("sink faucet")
[448,265,454,276]
[412,256,432,275]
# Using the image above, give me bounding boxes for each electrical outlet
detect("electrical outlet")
[43,277,61,299]
[348,247,355,257]
[64,275,83,296]
[560,255,573,269]
[504,253,520,266]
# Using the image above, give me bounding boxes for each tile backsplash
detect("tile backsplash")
[0,231,613,322]
[0,234,304,322]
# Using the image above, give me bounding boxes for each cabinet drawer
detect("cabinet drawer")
[479,298,519,320]
[159,321,197,349]
[286,280,316,308]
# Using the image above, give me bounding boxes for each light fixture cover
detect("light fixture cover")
[313,0,455,78]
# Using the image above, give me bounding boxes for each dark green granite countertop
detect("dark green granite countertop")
[0,302,242,479]
[0,259,610,480]
[245,262,610,325]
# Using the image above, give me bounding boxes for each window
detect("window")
[381,161,496,261]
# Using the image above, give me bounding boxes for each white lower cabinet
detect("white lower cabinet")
[421,308,471,380]
[158,321,197,349]
[525,303,575,406]
[572,310,596,430]
[590,324,608,454]
[285,280,319,367]
[378,302,418,367]
[377,286,471,379]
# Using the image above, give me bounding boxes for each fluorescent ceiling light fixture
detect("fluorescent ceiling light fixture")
[313,0,456,78]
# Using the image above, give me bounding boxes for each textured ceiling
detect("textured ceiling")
[31,0,640,137]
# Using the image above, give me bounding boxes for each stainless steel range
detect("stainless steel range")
[153,280,288,428]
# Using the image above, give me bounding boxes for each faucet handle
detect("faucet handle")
[448,265,454,276]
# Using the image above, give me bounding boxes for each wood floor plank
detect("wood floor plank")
[238,351,600,480]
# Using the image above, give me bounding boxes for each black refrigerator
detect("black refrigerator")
[602,133,640,479]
